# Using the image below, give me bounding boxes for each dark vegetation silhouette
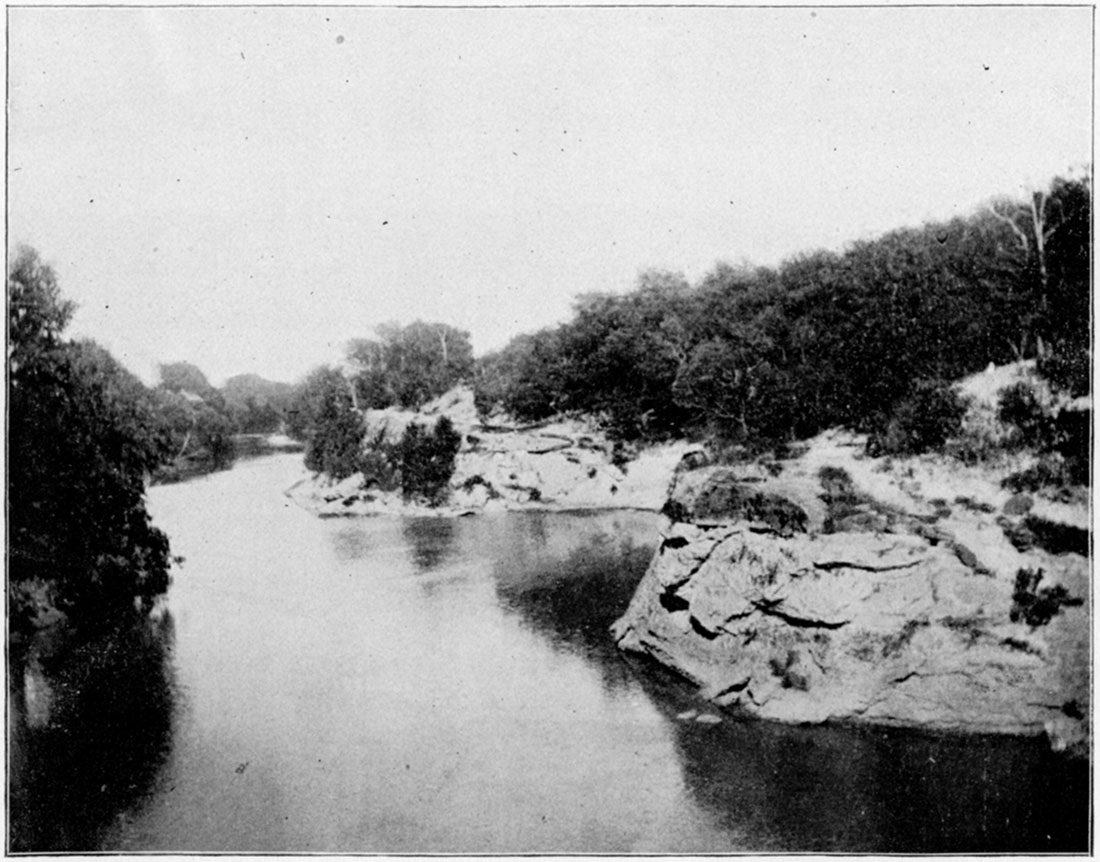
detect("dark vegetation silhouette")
[289,323,471,498]
[397,416,462,504]
[473,174,1090,460]
[346,321,474,410]
[12,173,1086,626]
[153,361,237,478]
[292,366,365,480]
[8,246,173,634]
[222,373,295,433]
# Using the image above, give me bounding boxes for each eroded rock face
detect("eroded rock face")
[286,386,708,517]
[613,464,1090,751]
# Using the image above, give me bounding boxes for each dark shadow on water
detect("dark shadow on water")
[492,522,656,693]
[629,658,1090,853]
[403,517,458,572]
[8,612,178,853]
[331,524,375,561]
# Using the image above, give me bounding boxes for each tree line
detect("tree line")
[473,174,1090,448]
[8,172,1089,631]
[9,246,174,634]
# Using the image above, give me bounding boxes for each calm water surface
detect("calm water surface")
[9,454,1089,853]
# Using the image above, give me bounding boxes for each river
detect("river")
[8,453,1089,853]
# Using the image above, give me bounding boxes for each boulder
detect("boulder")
[613,460,1090,748]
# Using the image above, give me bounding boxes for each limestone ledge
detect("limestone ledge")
[612,433,1090,755]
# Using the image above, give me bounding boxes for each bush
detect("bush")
[867,379,968,456]
[304,396,363,481]
[997,381,1088,486]
[357,428,400,492]
[399,416,462,504]
[1010,568,1083,627]
[194,404,236,469]
[1038,342,1090,398]
[997,382,1054,450]
[1003,455,1074,494]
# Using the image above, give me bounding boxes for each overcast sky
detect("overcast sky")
[8,6,1092,385]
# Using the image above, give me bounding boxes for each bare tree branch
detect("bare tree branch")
[987,203,1030,252]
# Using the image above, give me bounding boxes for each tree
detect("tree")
[151,361,237,473]
[346,322,474,410]
[399,416,462,504]
[221,373,294,434]
[293,366,364,479]
[986,173,1092,358]
[158,360,215,397]
[9,248,173,631]
[8,245,75,374]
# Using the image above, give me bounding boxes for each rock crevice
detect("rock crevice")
[613,449,1089,753]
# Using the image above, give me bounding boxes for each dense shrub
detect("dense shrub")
[1010,568,1084,627]
[867,380,968,456]
[357,429,400,492]
[1038,342,1091,398]
[298,367,364,480]
[997,382,1055,450]
[399,416,462,504]
[997,380,1089,488]
[1002,456,1075,494]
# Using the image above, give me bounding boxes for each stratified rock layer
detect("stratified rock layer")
[613,446,1089,752]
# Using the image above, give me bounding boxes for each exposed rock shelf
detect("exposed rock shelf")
[612,431,1089,754]
[284,387,704,517]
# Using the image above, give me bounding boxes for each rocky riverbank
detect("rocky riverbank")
[284,373,1089,753]
[611,428,1090,754]
[284,387,704,517]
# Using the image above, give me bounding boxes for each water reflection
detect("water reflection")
[9,612,177,852]
[493,522,655,693]
[631,662,1090,853]
[330,524,375,561]
[403,517,458,571]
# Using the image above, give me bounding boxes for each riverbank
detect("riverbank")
[284,387,704,517]
[282,371,1089,752]
[152,433,303,485]
[612,424,1090,755]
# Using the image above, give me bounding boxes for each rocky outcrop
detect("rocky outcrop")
[285,387,706,517]
[613,435,1090,753]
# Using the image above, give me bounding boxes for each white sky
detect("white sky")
[7,6,1092,385]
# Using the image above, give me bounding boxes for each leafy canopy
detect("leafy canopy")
[8,247,173,631]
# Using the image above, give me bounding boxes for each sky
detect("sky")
[7,6,1093,386]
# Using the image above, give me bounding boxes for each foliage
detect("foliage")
[8,244,76,371]
[997,382,1055,450]
[221,373,295,434]
[472,174,1090,454]
[867,380,969,456]
[996,379,1089,486]
[1037,341,1091,399]
[398,416,462,504]
[294,366,364,480]
[1002,457,1076,494]
[358,428,401,492]
[475,329,570,421]
[151,365,237,478]
[1010,567,1084,627]
[8,247,173,631]
[347,321,474,410]
[158,361,218,400]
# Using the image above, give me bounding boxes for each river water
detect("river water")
[8,453,1089,853]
